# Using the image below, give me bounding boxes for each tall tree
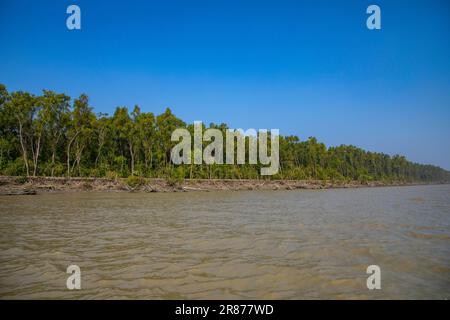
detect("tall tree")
[39,90,70,176]
[66,94,94,177]
[156,108,185,166]
[135,110,156,174]
[5,91,37,176]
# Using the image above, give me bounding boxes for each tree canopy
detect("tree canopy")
[0,84,448,182]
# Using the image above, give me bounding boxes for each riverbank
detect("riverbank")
[0,175,444,195]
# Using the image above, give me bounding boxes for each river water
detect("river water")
[0,185,449,299]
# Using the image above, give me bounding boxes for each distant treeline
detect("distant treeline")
[0,84,448,182]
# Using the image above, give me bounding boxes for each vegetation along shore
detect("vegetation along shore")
[1,84,449,187]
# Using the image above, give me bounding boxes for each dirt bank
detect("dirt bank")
[0,176,443,195]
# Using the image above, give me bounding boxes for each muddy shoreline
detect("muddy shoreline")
[0,175,445,195]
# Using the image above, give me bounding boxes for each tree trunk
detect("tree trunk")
[66,131,80,177]
[32,135,42,177]
[95,143,103,168]
[149,147,153,171]
[51,151,56,177]
[95,132,105,168]
[75,145,84,177]
[17,120,30,176]
[128,141,135,175]
[144,145,152,176]
[50,133,62,177]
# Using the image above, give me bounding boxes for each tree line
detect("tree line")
[0,84,448,182]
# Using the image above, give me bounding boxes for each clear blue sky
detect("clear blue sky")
[1,0,449,169]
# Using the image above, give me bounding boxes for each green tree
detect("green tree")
[39,90,70,176]
[66,94,95,176]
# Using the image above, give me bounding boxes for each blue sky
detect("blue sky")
[1,0,449,169]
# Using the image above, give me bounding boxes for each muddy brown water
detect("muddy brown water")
[0,185,449,299]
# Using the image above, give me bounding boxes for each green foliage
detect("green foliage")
[358,174,373,184]
[4,158,27,176]
[126,175,145,188]
[103,170,116,180]
[165,176,180,187]
[15,176,28,184]
[0,83,449,183]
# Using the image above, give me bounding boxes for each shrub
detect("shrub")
[126,175,145,188]
[358,174,373,184]
[4,158,27,176]
[105,170,118,180]
[15,176,28,184]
